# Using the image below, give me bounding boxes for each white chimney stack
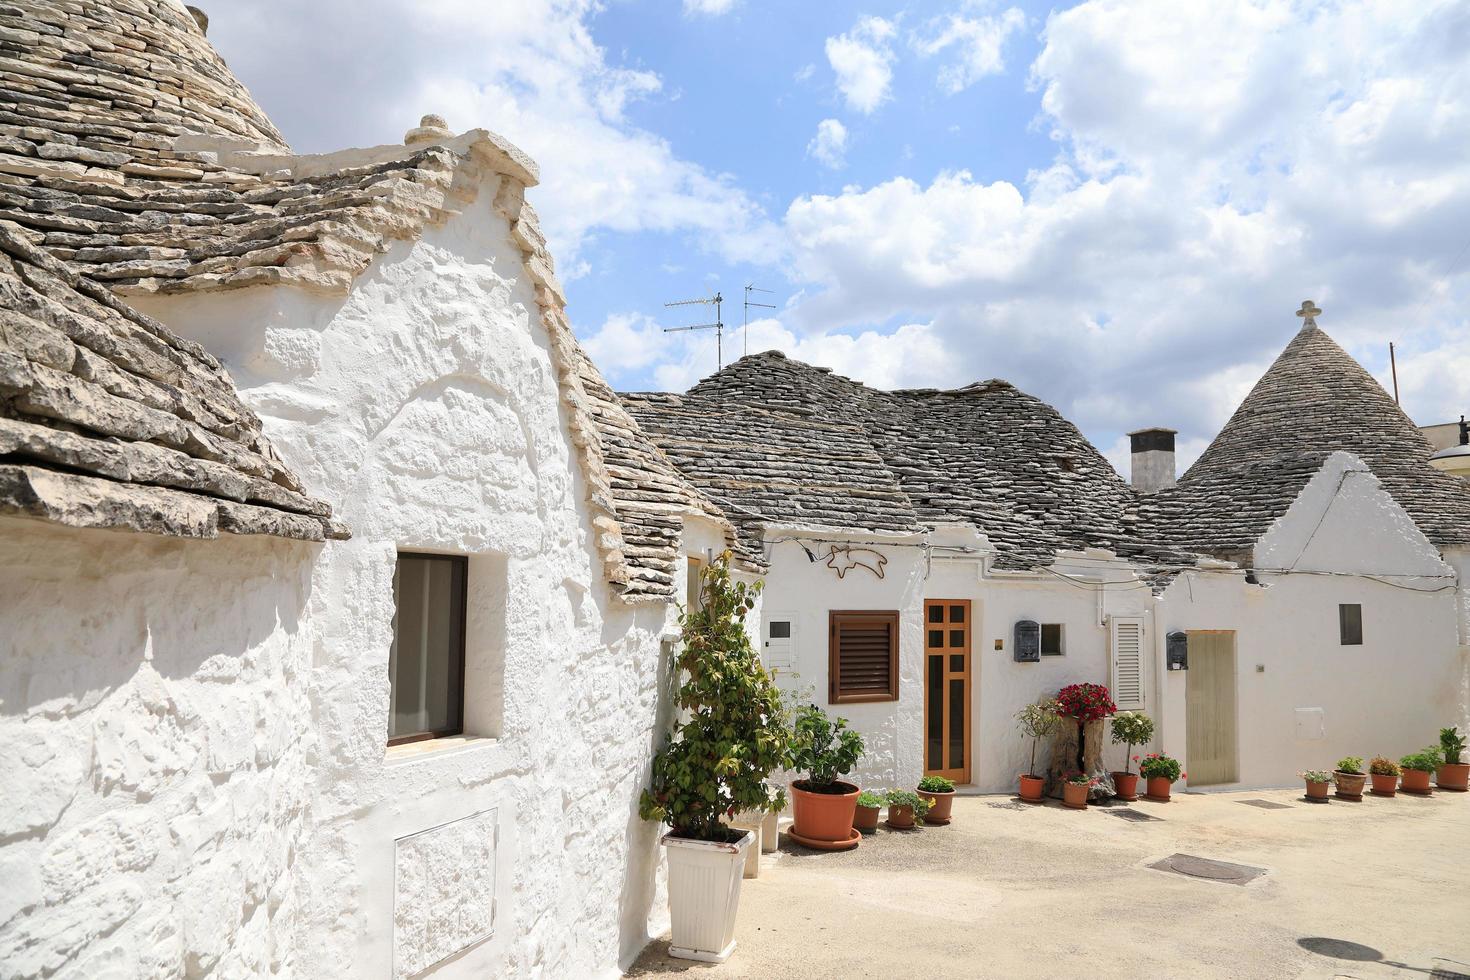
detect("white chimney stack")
[1129,427,1177,493]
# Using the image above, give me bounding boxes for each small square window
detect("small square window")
[1339,604,1362,646]
[389,553,467,745]
[1040,623,1064,656]
[769,621,791,639]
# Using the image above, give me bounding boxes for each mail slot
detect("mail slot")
[1167,631,1189,670]
[1014,620,1040,662]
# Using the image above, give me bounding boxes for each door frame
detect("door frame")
[923,598,972,784]
[1185,629,1239,786]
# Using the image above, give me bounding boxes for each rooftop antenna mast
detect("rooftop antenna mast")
[663,292,724,370]
[743,284,776,357]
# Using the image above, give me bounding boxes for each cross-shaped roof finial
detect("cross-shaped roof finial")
[1296,299,1322,329]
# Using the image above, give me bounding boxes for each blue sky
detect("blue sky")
[210,0,1470,471]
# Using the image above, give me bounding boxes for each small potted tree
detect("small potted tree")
[1333,756,1367,801]
[1300,769,1332,801]
[1138,752,1183,802]
[1015,698,1060,802]
[884,789,932,829]
[854,790,884,832]
[639,553,788,962]
[1061,772,1095,810]
[786,703,866,849]
[1399,747,1441,795]
[1109,711,1154,802]
[1368,756,1400,797]
[916,775,956,825]
[1437,727,1468,791]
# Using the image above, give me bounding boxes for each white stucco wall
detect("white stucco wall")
[89,181,681,977]
[1156,455,1461,789]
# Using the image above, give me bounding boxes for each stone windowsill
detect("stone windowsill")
[384,734,498,764]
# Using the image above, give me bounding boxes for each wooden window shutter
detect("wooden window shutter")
[829,611,899,704]
[1110,617,1145,710]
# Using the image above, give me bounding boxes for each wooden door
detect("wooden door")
[1186,631,1238,785]
[924,599,971,783]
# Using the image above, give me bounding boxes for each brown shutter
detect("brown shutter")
[829,611,900,703]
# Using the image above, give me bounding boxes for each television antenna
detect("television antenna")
[663,292,724,370]
[743,284,776,357]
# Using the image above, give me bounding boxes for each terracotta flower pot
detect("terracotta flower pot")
[887,804,916,829]
[1112,772,1139,802]
[1305,780,1330,800]
[1333,771,1366,800]
[1369,772,1398,797]
[917,789,954,825]
[1062,782,1090,810]
[1436,762,1470,792]
[1145,776,1173,802]
[1018,774,1045,802]
[790,780,860,842]
[853,803,881,831]
[1400,769,1432,794]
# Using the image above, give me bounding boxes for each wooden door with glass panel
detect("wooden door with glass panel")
[924,599,971,782]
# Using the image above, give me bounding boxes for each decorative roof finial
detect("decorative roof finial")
[1296,299,1321,330]
[405,114,452,146]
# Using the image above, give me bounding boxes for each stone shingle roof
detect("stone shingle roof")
[622,352,1140,570]
[0,220,344,539]
[1134,317,1470,560]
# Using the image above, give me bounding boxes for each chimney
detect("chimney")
[1128,427,1177,493]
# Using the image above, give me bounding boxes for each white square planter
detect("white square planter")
[662,830,752,963]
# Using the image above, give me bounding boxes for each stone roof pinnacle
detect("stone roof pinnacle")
[1296,299,1322,330]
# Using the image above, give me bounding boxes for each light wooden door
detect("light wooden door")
[924,599,971,783]
[1186,631,1238,785]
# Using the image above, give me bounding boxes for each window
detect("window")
[389,553,468,745]
[1040,623,1065,656]
[1339,603,1362,646]
[1110,617,1145,710]
[829,611,899,704]
[686,555,704,612]
[764,617,795,673]
[769,621,791,639]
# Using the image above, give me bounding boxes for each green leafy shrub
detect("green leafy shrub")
[1110,711,1155,774]
[787,703,865,790]
[884,789,932,824]
[1064,771,1096,787]
[1368,756,1400,776]
[1400,747,1443,773]
[1015,698,1062,777]
[856,789,885,808]
[1440,727,1467,765]
[917,775,955,793]
[1300,769,1332,784]
[639,553,789,841]
[1137,753,1183,782]
[1335,756,1364,775]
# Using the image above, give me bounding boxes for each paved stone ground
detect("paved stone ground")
[628,788,1470,979]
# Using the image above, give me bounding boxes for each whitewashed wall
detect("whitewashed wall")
[1156,454,1460,789]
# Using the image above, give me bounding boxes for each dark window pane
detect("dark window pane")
[949,678,964,768]
[949,654,964,672]
[949,604,965,623]
[1041,623,1063,656]
[928,604,944,623]
[927,655,943,770]
[1339,604,1362,645]
[949,628,965,647]
[769,621,791,639]
[928,629,944,648]
[389,554,466,742]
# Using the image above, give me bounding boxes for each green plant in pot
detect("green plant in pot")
[1137,752,1184,802]
[1399,747,1442,795]
[785,703,866,849]
[1300,769,1333,801]
[884,788,932,829]
[1368,756,1400,797]
[1438,727,1469,791]
[639,553,788,962]
[854,789,885,832]
[1109,711,1155,802]
[1015,698,1061,803]
[1333,756,1367,800]
[916,774,957,825]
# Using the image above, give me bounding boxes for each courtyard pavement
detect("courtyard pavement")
[628,786,1470,979]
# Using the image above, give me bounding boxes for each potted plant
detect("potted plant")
[1015,698,1061,802]
[1368,756,1400,797]
[1437,727,1468,791]
[884,789,932,829]
[1333,756,1367,801]
[1138,752,1183,802]
[916,775,956,825]
[1399,747,1441,795]
[1061,772,1095,810]
[1300,769,1332,801]
[854,790,884,832]
[1109,711,1155,802]
[639,553,788,962]
[786,703,866,849]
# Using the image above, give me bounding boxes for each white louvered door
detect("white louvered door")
[1110,617,1145,710]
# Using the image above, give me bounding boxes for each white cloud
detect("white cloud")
[683,0,737,15]
[825,16,898,114]
[806,118,849,169]
[914,5,1027,93]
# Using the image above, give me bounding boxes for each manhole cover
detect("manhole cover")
[988,801,1027,811]
[1148,853,1266,885]
[1238,798,1292,810]
[1108,808,1160,822]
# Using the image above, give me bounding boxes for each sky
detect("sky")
[206,0,1470,472]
